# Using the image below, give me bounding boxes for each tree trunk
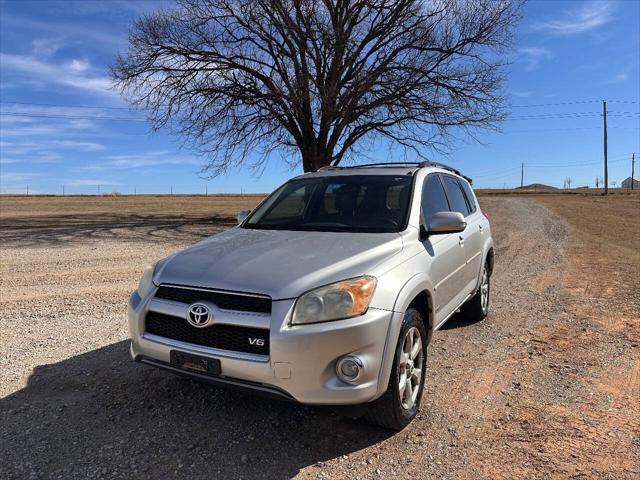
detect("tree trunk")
[302,148,332,172]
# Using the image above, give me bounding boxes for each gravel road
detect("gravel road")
[1,197,637,479]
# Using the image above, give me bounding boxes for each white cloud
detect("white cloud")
[519,47,552,71]
[599,72,629,85]
[510,91,534,98]
[31,38,64,56]
[100,151,200,169]
[68,58,91,72]
[532,1,615,35]
[54,140,105,151]
[0,172,41,193]
[0,52,114,96]
[67,179,121,187]
[1,140,105,152]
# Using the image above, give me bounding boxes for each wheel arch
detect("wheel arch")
[485,246,495,276]
[407,290,435,344]
[375,274,435,399]
[480,233,494,273]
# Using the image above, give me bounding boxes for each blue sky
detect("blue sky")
[0,0,638,194]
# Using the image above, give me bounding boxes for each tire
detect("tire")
[461,261,490,322]
[365,308,427,430]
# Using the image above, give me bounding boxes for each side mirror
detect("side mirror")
[427,211,466,235]
[237,210,251,224]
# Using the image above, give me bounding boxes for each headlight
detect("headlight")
[291,276,377,325]
[136,264,156,298]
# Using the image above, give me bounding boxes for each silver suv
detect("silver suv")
[128,162,493,430]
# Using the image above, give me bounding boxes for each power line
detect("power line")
[506,126,640,133]
[511,100,600,108]
[527,158,629,168]
[509,114,638,120]
[466,154,637,178]
[509,111,639,119]
[511,100,638,108]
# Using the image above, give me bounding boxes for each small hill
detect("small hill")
[515,183,558,191]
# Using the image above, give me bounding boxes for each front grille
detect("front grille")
[155,285,271,314]
[145,311,270,355]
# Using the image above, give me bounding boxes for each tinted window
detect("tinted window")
[458,179,477,213]
[442,176,470,216]
[244,175,413,233]
[421,175,450,223]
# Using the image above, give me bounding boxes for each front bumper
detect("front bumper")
[128,289,399,405]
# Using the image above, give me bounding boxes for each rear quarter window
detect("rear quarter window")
[458,179,477,214]
[442,176,470,217]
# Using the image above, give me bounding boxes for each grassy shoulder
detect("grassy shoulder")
[537,193,639,323]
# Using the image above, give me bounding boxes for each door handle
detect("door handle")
[458,235,464,246]
[479,225,484,232]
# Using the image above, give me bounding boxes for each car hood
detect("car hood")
[155,227,403,300]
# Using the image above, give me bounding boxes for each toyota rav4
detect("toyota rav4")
[128,162,494,430]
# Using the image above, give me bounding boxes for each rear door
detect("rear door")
[457,178,485,290]
[419,174,467,321]
[441,175,482,296]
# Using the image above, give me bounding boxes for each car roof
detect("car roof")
[294,162,472,184]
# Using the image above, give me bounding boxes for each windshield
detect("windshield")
[243,175,413,233]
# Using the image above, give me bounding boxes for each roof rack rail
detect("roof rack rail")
[317,162,472,184]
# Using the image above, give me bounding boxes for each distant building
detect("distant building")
[621,176,640,189]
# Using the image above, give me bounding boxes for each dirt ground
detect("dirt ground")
[1,194,638,479]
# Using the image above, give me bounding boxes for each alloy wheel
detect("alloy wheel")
[398,326,423,410]
[480,266,489,313]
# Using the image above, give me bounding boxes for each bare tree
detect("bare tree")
[564,177,572,189]
[595,176,599,188]
[112,0,523,174]
[611,180,617,188]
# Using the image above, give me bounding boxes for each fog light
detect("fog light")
[336,355,363,383]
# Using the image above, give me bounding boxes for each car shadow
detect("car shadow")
[0,341,393,479]
[438,311,480,330]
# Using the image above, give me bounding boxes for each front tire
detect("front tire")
[365,308,427,430]
[461,262,490,322]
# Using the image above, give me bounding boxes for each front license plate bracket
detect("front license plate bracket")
[170,350,221,375]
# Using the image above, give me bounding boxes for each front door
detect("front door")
[441,175,481,295]
[419,174,468,322]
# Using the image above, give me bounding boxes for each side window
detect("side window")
[421,175,450,223]
[458,179,477,214]
[442,176,470,216]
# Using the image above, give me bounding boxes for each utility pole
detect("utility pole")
[171,186,173,195]
[520,162,524,188]
[134,186,137,195]
[62,185,65,196]
[205,185,208,196]
[632,154,635,191]
[603,100,608,195]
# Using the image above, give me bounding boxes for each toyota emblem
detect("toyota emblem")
[187,303,212,328]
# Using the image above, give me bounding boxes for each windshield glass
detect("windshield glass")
[243,175,413,233]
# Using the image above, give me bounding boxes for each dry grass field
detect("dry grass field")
[0,195,265,247]
[537,194,640,323]
[1,193,638,479]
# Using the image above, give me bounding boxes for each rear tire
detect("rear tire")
[365,308,427,430]
[461,262,490,322]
